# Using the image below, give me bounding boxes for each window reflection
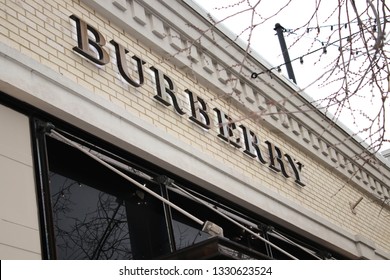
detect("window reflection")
[50,172,132,259]
[172,216,210,250]
[42,132,340,260]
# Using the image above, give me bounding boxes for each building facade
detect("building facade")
[0,0,389,259]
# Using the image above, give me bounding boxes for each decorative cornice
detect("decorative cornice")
[80,0,390,205]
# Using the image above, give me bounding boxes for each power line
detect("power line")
[251,26,378,80]
[287,16,388,34]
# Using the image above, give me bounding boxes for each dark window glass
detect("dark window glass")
[41,133,345,260]
[50,172,132,259]
[171,213,210,250]
[46,137,171,259]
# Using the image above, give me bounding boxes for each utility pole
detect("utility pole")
[274,23,296,84]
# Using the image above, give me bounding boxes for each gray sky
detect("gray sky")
[192,0,390,152]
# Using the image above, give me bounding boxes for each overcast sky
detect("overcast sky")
[191,0,390,152]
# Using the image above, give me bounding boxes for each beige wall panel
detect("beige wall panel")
[0,244,40,260]
[0,104,41,259]
[0,155,38,229]
[0,219,40,257]
[0,105,33,166]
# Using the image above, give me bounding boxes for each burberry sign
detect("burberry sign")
[69,14,305,186]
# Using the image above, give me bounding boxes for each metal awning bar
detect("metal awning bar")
[49,129,205,226]
[171,183,299,260]
[49,127,299,259]
[267,230,322,259]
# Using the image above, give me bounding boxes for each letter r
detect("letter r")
[70,14,110,65]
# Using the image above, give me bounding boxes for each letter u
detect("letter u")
[110,40,146,87]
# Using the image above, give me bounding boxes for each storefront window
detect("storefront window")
[50,172,132,259]
[29,121,343,260]
[46,136,172,259]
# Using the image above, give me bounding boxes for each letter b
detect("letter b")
[70,14,110,65]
